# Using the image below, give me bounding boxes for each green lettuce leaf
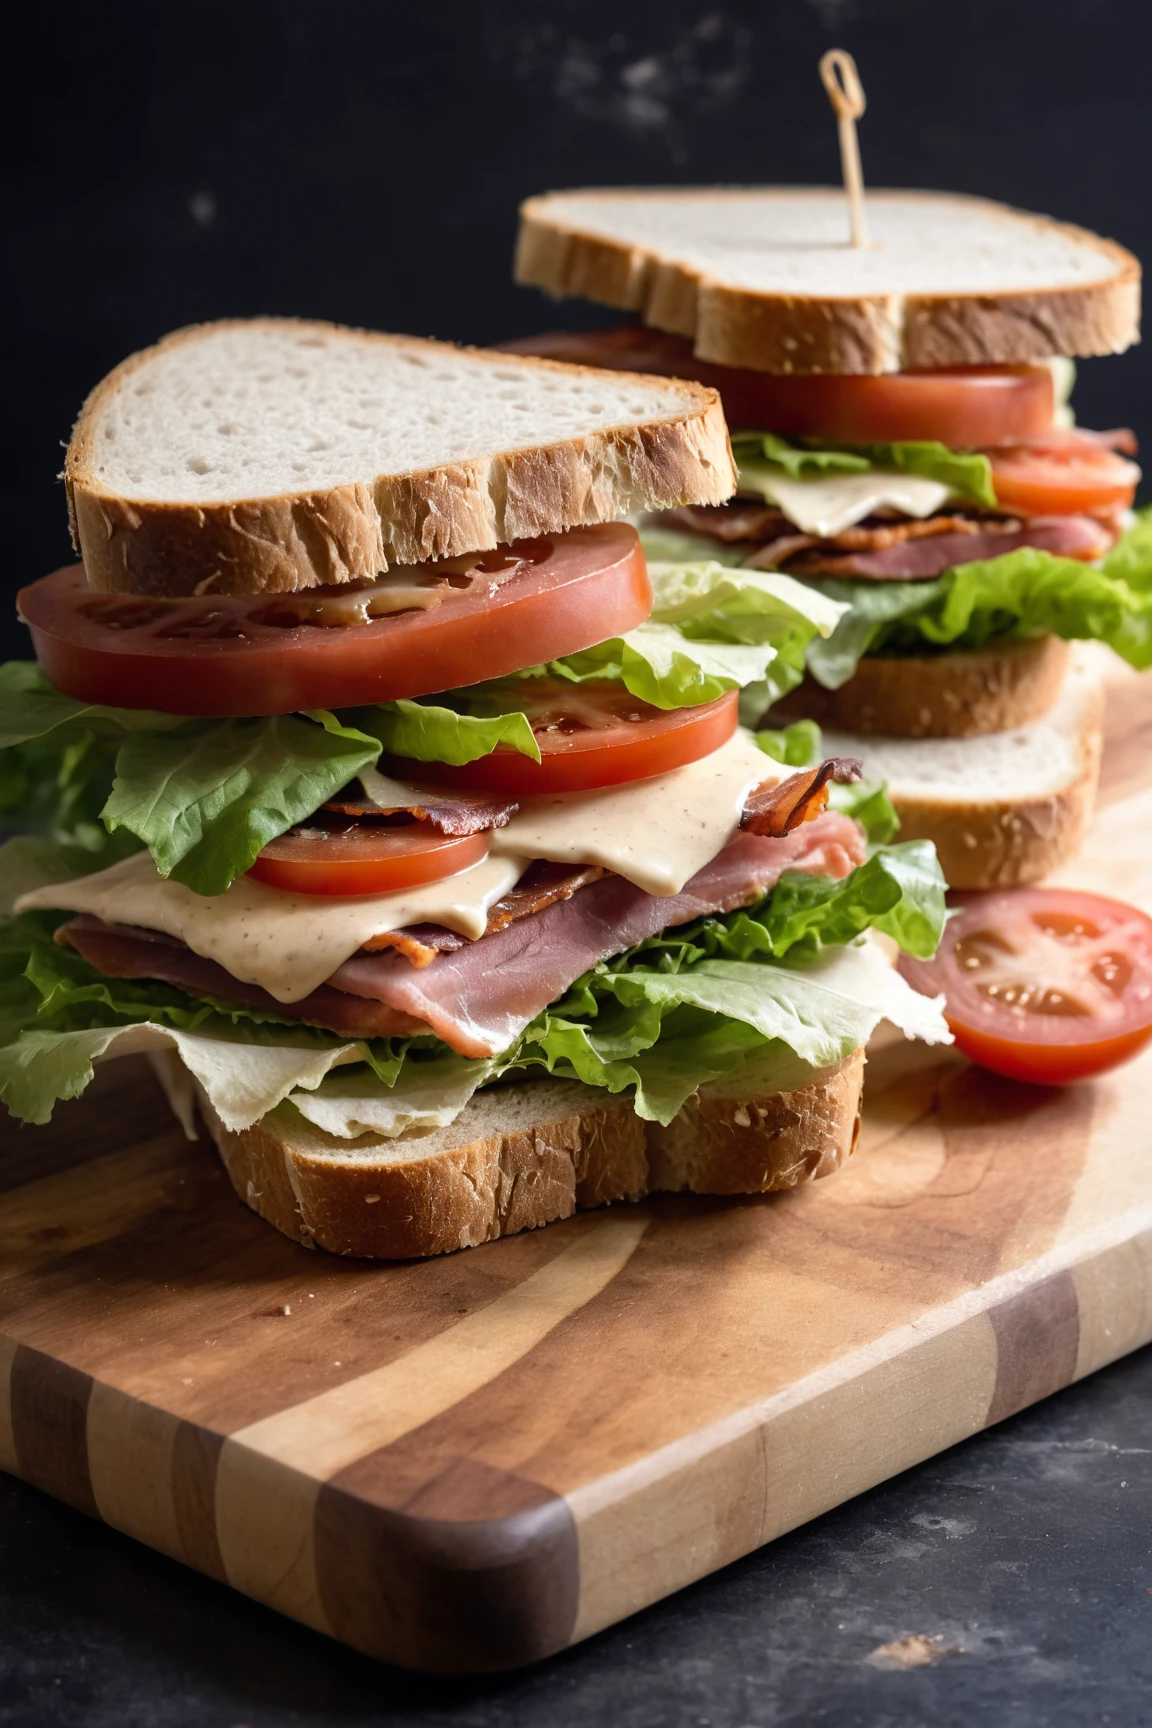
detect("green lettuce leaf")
[802,526,1152,688]
[0,831,949,1129]
[542,622,781,708]
[0,661,185,751]
[102,711,382,896]
[519,560,847,709]
[753,718,823,767]
[353,697,541,765]
[731,433,996,507]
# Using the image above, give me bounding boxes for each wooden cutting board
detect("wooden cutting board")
[3,667,1152,1675]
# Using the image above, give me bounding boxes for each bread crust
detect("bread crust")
[887,687,1104,889]
[516,189,1141,376]
[65,320,735,597]
[197,1056,864,1259]
[774,637,1071,739]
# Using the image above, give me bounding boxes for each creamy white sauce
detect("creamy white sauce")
[489,730,776,896]
[17,849,526,1003]
[739,468,951,537]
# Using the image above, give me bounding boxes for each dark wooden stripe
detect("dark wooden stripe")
[0,1057,178,1193]
[171,1421,227,1582]
[314,1449,579,1672]
[9,1344,98,1515]
[987,1268,1080,1426]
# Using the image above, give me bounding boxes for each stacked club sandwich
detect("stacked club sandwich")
[0,319,951,1259]
[510,188,1152,887]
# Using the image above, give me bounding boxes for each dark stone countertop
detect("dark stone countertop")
[2,1347,1151,1728]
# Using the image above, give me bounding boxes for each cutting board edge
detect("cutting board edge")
[2,1200,1151,1672]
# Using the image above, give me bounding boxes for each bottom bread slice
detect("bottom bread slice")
[197,1050,865,1259]
[817,644,1105,889]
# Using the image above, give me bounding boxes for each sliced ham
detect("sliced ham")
[59,812,866,1059]
[59,918,426,1040]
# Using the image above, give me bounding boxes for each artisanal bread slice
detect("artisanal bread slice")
[66,318,734,597]
[775,635,1071,739]
[515,188,1140,375]
[198,1053,864,1259]
[818,646,1105,888]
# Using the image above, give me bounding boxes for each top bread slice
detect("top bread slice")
[515,188,1141,376]
[65,319,735,597]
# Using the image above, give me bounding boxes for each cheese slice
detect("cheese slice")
[18,734,779,999]
[489,729,775,896]
[739,466,951,537]
[17,849,526,1004]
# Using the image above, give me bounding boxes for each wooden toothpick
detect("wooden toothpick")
[819,48,869,249]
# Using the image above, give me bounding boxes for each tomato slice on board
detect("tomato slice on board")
[985,432,1141,517]
[18,525,652,717]
[898,888,1152,1086]
[386,680,739,794]
[247,820,488,897]
[498,328,1057,448]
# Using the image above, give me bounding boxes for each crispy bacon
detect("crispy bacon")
[788,514,1114,579]
[359,862,607,964]
[323,787,519,836]
[742,760,862,837]
[655,502,1121,581]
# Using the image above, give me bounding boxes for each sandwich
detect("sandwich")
[508,187,1150,887]
[0,318,950,1259]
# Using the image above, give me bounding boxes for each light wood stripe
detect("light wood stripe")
[215,1212,648,1627]
[87,1384,184,1561]
[566,1204,1152,1642]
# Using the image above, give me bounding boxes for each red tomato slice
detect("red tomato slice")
[248,820,487,897]
[18,525,652,717]
[499,328,1057,447]
[898,888,1152,1085]
[986,432,1141,516]
[386,679,739,793]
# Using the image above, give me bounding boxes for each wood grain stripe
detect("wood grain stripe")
[9,1345,98,1516]
[316,1457,579,1671]
[214,1213,646,1630]
[86,1384,184,1559]
[172,1423,228,1582]
[0,1136,188,1278]
[566,1204,1152,1643]
[987,1269,1081,1426]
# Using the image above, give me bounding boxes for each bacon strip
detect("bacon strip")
[323,787,519,836]
[741,759,862,837]
[359,862,607,963]
[656,503,1118,581]
[786,515,1115,579]
[59,814,867,1058]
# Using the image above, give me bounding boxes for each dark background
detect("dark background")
[4,7,1152,1719]
[6,0,1152,663]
